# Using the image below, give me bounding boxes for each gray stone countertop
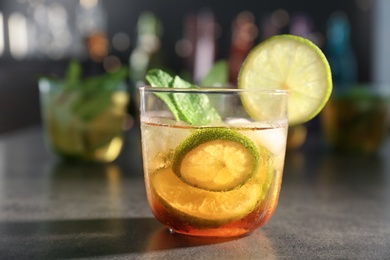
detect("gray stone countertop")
[0,125,389,259]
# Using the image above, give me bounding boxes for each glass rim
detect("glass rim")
[38,77,128,93]
[140,86,288,95]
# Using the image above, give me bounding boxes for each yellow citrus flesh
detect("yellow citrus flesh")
[172,128,259,191]
[238,34,332,126]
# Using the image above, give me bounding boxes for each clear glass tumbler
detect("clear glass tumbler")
[139,87,288,237]
[321,86,389,153]
[39,77,129,163]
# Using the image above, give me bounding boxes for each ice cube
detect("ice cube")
[225,117,252,126]
[141,118,192,163]
[226,118,287,155]
[255,127,287,155]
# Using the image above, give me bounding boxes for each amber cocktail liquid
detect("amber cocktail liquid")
[140,87,288,237]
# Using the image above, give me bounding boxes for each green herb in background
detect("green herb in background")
[64,60,82,90]
[51,60,129,122]
[200,60,228,86]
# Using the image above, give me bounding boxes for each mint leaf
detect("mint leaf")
[70,67,128,122]
[200,60,228,86]
[145,69,173,87]
[64,60,81,90]
[43,61,128,123]
[170,76,221,125]
[145,69,222,125]
[145,69,182,121]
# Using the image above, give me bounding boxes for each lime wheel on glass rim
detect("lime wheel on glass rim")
[238,34,333,126]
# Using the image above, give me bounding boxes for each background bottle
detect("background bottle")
[228,11,257,85]
[325,11,358,89]
[128,11,166,118]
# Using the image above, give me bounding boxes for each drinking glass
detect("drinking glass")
[321,86,389,153]
[39,77,129,163]
[139,87,288,237]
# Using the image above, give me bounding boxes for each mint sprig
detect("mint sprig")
[45,61,128,122]
[71,66,128,122]
[200,60,228,87]
[145,69,222,125]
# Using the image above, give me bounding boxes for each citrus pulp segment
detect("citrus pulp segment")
[238,34,332,126]
[172,128,259,191]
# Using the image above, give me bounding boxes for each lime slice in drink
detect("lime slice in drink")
[151,169,264,228]
[238,34,332,126]
[172,128,259,191]
[152,143,273,228]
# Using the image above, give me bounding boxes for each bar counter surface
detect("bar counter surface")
[0,125,389,259]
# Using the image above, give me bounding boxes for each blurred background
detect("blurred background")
[0,0,388,135]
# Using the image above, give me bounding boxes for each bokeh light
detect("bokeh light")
[8,12,28,59]
[103,55,122,73]
[112,32,131,52]
[0,13,4,56]
[271,9,290,28]
[175,39,192,58]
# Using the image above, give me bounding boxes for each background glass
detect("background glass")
[39,78,129,163]
[321,85,389,153]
